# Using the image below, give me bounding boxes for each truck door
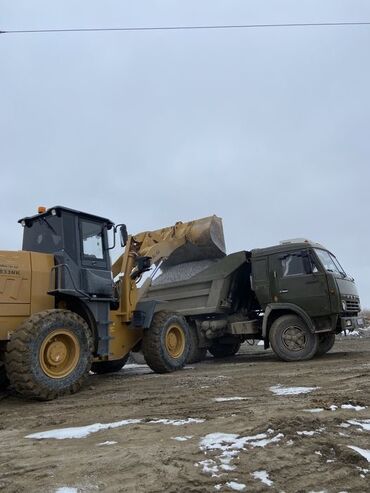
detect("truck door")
[270,249,331,317]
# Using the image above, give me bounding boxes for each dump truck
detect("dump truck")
[0,206,225,399]
[142,241,365,363]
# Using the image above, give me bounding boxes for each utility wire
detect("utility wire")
[1,21,370,35]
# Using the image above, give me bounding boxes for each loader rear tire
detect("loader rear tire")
[91,354,129,374]
[142,311,191,373]
[5,309,93,400]
[209,341,241,358]
[187,325,207,363]
[269,314,318,362]
[315,333,335,357]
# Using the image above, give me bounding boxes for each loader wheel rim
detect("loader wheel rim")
[281,326,306,352]
[39,329,80,378]
[165,324,185,358]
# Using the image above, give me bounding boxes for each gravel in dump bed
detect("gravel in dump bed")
[152,259,217,285]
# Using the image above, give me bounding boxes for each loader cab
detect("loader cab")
[19,206,115,299]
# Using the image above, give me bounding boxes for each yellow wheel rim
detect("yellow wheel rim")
[39,329,80,379]
[165,324,185,358]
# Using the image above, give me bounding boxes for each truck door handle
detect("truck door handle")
[279,289,288,294]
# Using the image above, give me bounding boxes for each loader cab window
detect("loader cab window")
[22,216,62,254]
[80,220,104,260]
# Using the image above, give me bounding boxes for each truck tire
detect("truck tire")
[315,333,335,357]
[142,311,191,373]
[269,314,318,362]
[187,325,207,363]
[209,341,241,358]
[5,309,93,400]
[0,363,9,389]
[91,354,129,374]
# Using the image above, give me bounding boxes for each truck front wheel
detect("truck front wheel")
[142,311,191,373]
[315,333,335,357]
[5,309,93,400]
[269,314,318,362]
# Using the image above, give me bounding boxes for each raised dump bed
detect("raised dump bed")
[144,251,251,316]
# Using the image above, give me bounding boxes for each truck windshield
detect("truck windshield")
[314,249,346,276]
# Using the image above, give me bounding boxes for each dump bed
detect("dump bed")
[142,251,250,316]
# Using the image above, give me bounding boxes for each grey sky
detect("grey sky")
[1,1,370,304]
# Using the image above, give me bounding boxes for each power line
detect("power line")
[1,21,370,35]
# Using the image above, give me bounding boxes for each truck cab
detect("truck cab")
[251,239,364,337]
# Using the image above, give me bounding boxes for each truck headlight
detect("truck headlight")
[342,300,346,311]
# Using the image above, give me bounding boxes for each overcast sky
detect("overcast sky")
[1,1,370,304]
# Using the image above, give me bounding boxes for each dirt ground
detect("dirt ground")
[0,337,369,493]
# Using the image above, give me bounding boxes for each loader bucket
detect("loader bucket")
[162,215,226,266]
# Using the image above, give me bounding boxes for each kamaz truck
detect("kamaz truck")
[142,239,364,363]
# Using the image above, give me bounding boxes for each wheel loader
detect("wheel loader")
[0,206,225,400]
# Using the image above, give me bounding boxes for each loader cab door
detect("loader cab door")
[78,218,114,297]
[269,249,331,317]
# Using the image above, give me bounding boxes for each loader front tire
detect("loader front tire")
[142,311,191,373]
[5,309,93,400]
[91,354,129,374]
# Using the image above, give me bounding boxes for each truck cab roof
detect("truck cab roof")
[251,239,328,258]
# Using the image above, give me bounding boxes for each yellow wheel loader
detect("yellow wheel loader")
[0,206,225,400]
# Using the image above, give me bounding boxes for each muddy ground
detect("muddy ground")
[0,337,369,493]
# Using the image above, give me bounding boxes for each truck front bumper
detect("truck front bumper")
[340,316,365,331]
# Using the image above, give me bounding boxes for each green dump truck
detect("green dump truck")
[141,239,364,362]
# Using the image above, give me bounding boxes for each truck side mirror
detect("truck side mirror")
[119,224,128,247]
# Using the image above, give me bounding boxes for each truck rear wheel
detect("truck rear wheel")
[269,314,318,362]
[209,341,241,358]
[5,309,93,400]
[91,354,129,374]
[142,311,191,373]
[0,364,9,389]
[315,333,335,357]
[187,324,207,363]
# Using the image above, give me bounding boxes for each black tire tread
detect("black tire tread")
[5,309,93,400]
[142,311,190,373]
[269,314,318,362]
[209,341,241,358]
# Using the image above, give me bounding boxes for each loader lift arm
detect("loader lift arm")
[111,216,225,324]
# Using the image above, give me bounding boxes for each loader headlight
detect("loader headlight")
[342,300,347,311]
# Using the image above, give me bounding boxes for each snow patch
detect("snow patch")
[198,430,283,477]
[347,419,370,431]
[26,417,204,440]
[26,419,141,440]
[171,435,193,441]
[55,489,78,493]
[269,385,319,396]
[341,404,366,411]
[97,441,117,446]
[348,446,370,462]
[225,481,246,491]
[252,470,273,486]
[213,397,248,402]
[304,408,324,413]
[149,418,204,426]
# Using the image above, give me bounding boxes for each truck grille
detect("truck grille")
[345,298,360,312]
